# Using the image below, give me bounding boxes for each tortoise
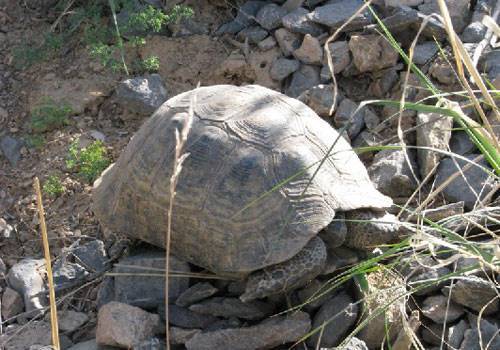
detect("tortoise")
[92,85,397,302]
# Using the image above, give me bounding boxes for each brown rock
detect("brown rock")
[96,302,161,348]
[349,35,399,73]
[1,287,24,320]
[293,34,323,65]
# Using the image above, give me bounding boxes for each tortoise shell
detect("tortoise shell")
[92,85,391,274]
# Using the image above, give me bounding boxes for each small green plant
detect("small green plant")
[13,2,193,73]
[31,98,72,133]
[140,55,160,73]
[43,175,65,197]
[66,139,110,182]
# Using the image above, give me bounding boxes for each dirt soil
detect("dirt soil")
[0,0,251,339]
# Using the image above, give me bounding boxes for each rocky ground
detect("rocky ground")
[0,0,499,349]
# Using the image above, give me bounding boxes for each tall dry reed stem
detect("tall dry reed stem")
[34,177,60,350]
[165,88,196,349]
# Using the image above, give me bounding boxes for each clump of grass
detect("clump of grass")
[13,32,63,69]
[66,139,110,183]
[31,98,72,133]
[43,175,65,198]
[25,135,46,149]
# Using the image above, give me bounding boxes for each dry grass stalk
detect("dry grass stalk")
[437,0,499,148]
[165,87,196,349]
[34,177,60,350]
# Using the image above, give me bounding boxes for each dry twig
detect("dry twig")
[34,177,60,350]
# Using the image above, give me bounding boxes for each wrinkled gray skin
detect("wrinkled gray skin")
[93,85,398,302]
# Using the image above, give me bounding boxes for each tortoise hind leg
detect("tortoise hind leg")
[240,236,327,302]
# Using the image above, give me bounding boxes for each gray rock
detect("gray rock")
[114,250,190,308]
[67,339,116,350]
[170,327,201,345]
[282,8,324,36]
[319,211,347,249]
[236,26,268,44]
[0,218,13,239]
[96,302,161,348]
[132,337,164,350]
[52,260,88,289]
[421,295,464,324]
[167,304,219,329]
[407,265,451,296]
[216,1,267,35]
[72,240,108,272]
[185,311,311,350]
[368,67,399,98]
[0,321,52,350]
[226,280,247,296]
[269,58,300,81]
[188,297,273,320]
[368,146,419,198]
[308,0,372,29]
[333,98,366,139]
[460,317,500,350]
[307,291,359,347]
[385,0,424,6]
[448,319,469,349]
[285,64,321,97]
[203,317,242,332]
[323,41,351,74]
[298,84,339,118]
[412,41,439,65]
[0,135,23,166]
[296,279,340,311]
[418,0,470,33]
[58,310,89,332]
[342,337,369,350]
[344,209,404,250]
[320,65,332,83]
[293,34,323,65]
[116,74,168,116]
[421,319,467,347]
[349,34,399,73]
[461,21,487,43]
[7,259,47,316]
[175,282,218,307]
[416,111,453,178]
[274,28,302,56]
[1,287,24,320]
[96,276,114,309]
[363,107,380,129]
[256,3,287,30]
[435,154,497,210]
[479,49,500,81]
[450,131,477,155]
[322,246,359,275]
[257,36,277,51]
[442,276,499,315]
